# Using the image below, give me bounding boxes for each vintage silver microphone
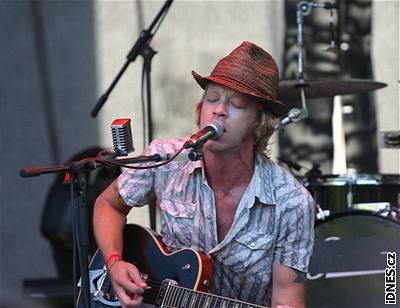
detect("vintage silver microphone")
[111,118,134,156]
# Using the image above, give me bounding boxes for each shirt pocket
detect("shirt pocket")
[235,232,275,251]
[159,197,196,249]
[222,231,275,273]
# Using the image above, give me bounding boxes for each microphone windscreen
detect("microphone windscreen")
[111,118,134,156]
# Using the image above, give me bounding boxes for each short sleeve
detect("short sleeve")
[117,138,188,207]
[117,143,156,207]
[273,178,315,272]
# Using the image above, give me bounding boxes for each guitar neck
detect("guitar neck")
[158,283,267,308]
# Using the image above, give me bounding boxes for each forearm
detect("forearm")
[92,179,131,260]
[93,199,127,259]
[93,186,148,306]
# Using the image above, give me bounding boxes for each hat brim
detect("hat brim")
[192,71,288,117]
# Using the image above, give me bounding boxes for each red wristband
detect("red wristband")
[105,252,122,270]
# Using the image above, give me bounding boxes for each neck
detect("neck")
[203,144,256,189]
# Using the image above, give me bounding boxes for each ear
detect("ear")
[195,101,203,126]
[253,103,264,127]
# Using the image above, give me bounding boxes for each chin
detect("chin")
[203,140,226,152]
[203,139,238,154]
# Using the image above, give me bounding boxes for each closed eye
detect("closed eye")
[205,95,219,103]
[231,103,246,109]
[207,99,218,103]
[230,98,247,109]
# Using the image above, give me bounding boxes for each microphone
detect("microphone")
[111,118,134,156]
[184,120,224,149]
[275,108,304,129]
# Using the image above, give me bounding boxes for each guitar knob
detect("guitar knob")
[140,273,148,282]
[203,280,211,287]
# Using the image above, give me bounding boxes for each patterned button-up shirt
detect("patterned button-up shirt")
[118,138,315,306]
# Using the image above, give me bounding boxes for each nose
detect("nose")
[213,101,228,117]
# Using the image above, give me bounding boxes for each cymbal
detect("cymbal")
[278,79,387,100]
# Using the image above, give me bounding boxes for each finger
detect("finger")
[119,271,146,295]
[127,266,147,288]
[113,273,144,304]
[110,261,146,292]
[114,285,144,308]
[119,293,144,308]
[119,280,145,296]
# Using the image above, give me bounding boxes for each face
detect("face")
[199,83,261,154]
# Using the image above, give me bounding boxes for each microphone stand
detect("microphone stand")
[90,0,173,117]
[20,153,162,308]
[90,0,173,230]
[141,44,158,230]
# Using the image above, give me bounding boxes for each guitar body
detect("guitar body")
[76,224,213,307]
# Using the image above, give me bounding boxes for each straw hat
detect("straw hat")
[192,41,288,117]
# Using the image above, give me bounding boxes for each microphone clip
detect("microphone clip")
[188,147,203,161]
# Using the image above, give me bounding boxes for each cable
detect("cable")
[96,145,186,170]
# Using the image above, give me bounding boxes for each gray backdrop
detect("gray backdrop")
[1,0,398,306]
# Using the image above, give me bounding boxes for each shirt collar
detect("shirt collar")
[185,152,277,206]
[248,155,276,208]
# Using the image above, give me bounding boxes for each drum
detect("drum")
[305,174,400,212]
[306,210,400,308]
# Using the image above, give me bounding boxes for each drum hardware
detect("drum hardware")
[279,0,386,100]
[315,203,329,220]
[279,0,386,101]
[374,205,400,221]
[380,130,400,148]
[278,157,304,173]
[352,202,390,212]
[277,1,337,129]
[278,1,395,222]
[324,6,340,55]
[305,163,323,179]
[295,1,338,80]
[305,174,400,217]
[276,0,387,134]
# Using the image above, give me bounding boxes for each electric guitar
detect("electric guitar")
[77,224,267,307]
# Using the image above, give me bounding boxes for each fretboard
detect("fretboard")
[157,284,267,308]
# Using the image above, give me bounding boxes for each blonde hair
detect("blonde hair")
[194,93,279,161]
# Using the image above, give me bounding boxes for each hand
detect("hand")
[108,260,148,307]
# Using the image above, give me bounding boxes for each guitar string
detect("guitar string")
[142,285,261,307]
[163,285,266,308]
[102,274,264,307]
[99,279,264,308]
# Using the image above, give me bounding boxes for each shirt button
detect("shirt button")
[250,242,256,248]
[240,277,247,284]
